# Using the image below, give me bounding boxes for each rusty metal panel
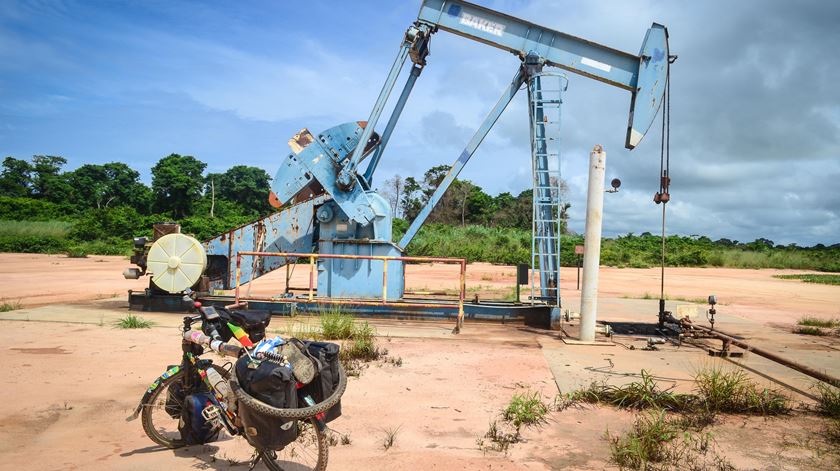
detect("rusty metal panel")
[203,195,327,290]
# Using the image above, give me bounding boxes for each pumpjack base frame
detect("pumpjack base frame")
[128,290,553,325]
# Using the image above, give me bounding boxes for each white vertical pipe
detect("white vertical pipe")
[580,145,606,342]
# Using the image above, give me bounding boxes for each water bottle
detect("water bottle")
[206,367,233,404]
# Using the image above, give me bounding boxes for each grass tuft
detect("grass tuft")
[0,300,23,312]
[380,425,401,450]
[794,326,831,336]
[797,316,840,328]
[115,314,153,329]
[814,382,840,418]
[607,411,735,471]
[560,367,789,417]
[503,390,549,429]
[694,366,790,415]
[319,307,355,339]
[557,370,694,412]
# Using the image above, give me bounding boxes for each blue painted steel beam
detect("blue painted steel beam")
[341,43,410,189]
[416,0,669,149]
[363,65,423,185]
[399,68,526,248]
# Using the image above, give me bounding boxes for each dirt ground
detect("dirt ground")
[2,253,837,325]
[1,254,839,470]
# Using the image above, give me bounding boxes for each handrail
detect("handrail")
[233,251,467,330]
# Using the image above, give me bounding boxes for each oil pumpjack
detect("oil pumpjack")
[125,0,670,327]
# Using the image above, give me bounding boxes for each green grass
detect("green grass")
[0,220,72,238]
[561,367,789,417]
[115,314,153,329]
[502,391,549,429]
[558,370,693,412]
[341,321,380,361]
[774,274,840,285]
[607,410,680,469]
[694,366,790,415]
[798,316,840,328]
[794,326,831,336]
[319,307,355,340]
[0,300,22,312]
[814,382,840,418]
[607,411,735,471]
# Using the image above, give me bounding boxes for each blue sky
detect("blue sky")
[2,0,839,245]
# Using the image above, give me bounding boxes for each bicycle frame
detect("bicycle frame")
[127,314,237,431]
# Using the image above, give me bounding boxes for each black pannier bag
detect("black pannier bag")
[235,355,299,450]
[178,392,221,445]
[300,341,342,423]
[217,308,272,343]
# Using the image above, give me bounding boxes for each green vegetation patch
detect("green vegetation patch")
[774,274,840,285]
[503,390,550,428]
[607,411,734,471]
[115,314,154,329]
[797,316,840,328]
[0,300,23,312]
[319,307,355,340]
[560,367,789,417]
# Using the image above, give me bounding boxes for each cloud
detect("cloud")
[1,0,838,245]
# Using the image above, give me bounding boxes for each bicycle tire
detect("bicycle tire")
[140,364,230,449]
[231,364,347,419]
[259,417,328,471]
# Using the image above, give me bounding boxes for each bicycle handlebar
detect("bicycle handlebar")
[183,330,243,358]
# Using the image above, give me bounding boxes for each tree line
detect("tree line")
[0,154,274,219]
[1,154,837,272]
[379,165,570,232]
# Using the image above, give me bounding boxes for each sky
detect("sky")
[1,0,839,246]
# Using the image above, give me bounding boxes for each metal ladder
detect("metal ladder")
[528,73,567,307]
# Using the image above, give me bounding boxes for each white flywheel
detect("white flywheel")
[147,233,207,293]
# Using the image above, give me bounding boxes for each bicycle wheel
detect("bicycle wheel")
[258,418,328,471]
[140,364,229,449]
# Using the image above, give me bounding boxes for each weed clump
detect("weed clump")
[115,314,153,329]
[319,307,354,339]
[607,411,735,471]
[503,390,549,428]
[0,300,22,312]
[557,370,693,412]
[798,316,840,328]
[380,425,400,450]
[478,390,550,454]
[560,367,789,417]
[814,382,840,419]
[694,366,790,415]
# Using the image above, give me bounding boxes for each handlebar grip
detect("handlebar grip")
[183,330,244,358]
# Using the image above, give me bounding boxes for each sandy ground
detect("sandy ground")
[1,254,839,470]
[2,254,837,325]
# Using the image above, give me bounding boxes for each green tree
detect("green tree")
[68,162,151,211]
[400,176,423,221]
[151,154,206,218]
[31,155,73,203]
[205,165,272,217]
[0,157,33,197]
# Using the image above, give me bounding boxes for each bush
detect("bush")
[0,196,69,221]
[69,206,149,241]
[0,235,69,253]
